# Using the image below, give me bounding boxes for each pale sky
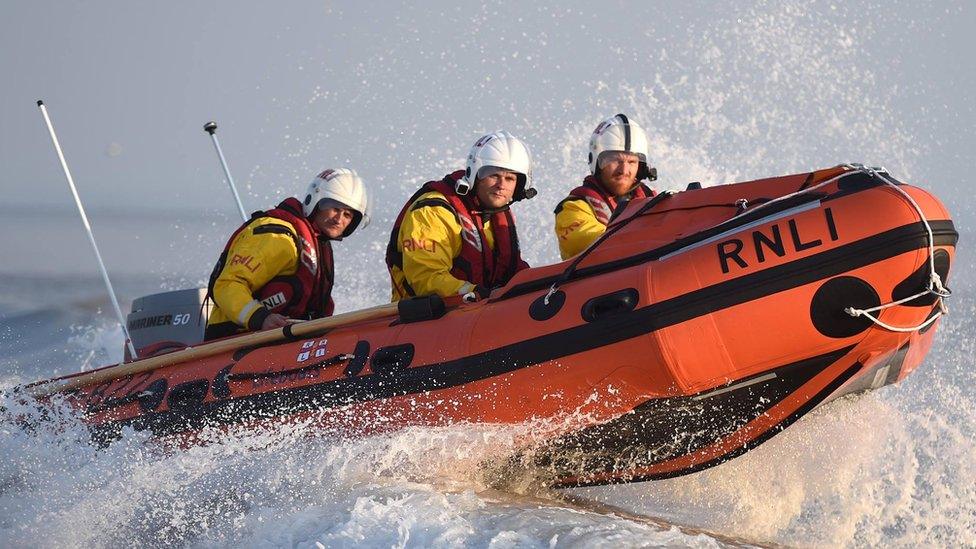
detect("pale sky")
[1,0,973,230]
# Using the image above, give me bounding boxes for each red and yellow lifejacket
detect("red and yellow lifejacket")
[559,175,656,225]
[208,197,334,323]
[386,170,528,297]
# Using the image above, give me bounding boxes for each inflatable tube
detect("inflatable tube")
[30,164,958,487]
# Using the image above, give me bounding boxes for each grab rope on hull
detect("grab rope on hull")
[840,164,951,332]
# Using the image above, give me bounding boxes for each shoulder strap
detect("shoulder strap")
[409,196,460,223]
[553,195,586,215]
[252,224,296,237]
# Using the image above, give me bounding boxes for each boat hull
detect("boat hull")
[40,165,957,487]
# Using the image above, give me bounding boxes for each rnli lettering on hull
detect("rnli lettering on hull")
[717,207,839,274]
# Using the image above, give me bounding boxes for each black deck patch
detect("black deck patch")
[550,356,863,487]
[810,276,880,338]
[537,346,852,482]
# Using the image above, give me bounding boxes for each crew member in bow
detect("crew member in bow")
[387,131,535,301]
[205,168,371,340]
[554,114,658,260]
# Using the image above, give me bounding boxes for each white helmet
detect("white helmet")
[588,114,657,182]
[302,168,371,237]
[458,131,536,201]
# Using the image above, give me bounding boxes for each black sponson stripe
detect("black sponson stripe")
[115,220,956,436]
[545,344,855,486]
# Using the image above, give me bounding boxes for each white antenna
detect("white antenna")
[36,100,138,361]
[203,121,248,221]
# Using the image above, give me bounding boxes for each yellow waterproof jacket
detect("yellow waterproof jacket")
[554,178,655,260]
[390,190,496,301]
[554,198,606,260]
[207,217,304,332]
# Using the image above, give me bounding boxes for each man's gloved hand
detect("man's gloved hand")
[261,313,300,330]
[462,285,492,303]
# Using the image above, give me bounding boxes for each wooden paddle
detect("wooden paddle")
[22,295,460,399]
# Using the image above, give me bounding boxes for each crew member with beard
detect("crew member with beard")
[554,114,657,260]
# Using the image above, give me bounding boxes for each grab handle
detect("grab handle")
[581,289,639,322]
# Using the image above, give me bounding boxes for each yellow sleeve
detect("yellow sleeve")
[554,198,607,260]
[399,198,471,297]
[212,219,299,329]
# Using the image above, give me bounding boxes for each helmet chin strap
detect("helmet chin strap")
[471,204,511,216]
[466,189,512,218]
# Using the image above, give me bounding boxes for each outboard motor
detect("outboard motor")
[124,288,211,360]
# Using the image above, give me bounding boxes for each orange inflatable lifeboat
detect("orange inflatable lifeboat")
[22,164,957,488]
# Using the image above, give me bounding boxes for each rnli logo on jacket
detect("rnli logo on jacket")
[261,292,286,309]
[299,237,318,274]
[230,254,261,273]
[403,238,436,253]
[717,208,839,274]
[459,216,483,252]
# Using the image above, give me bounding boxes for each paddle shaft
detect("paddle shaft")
[24,302,401,398]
